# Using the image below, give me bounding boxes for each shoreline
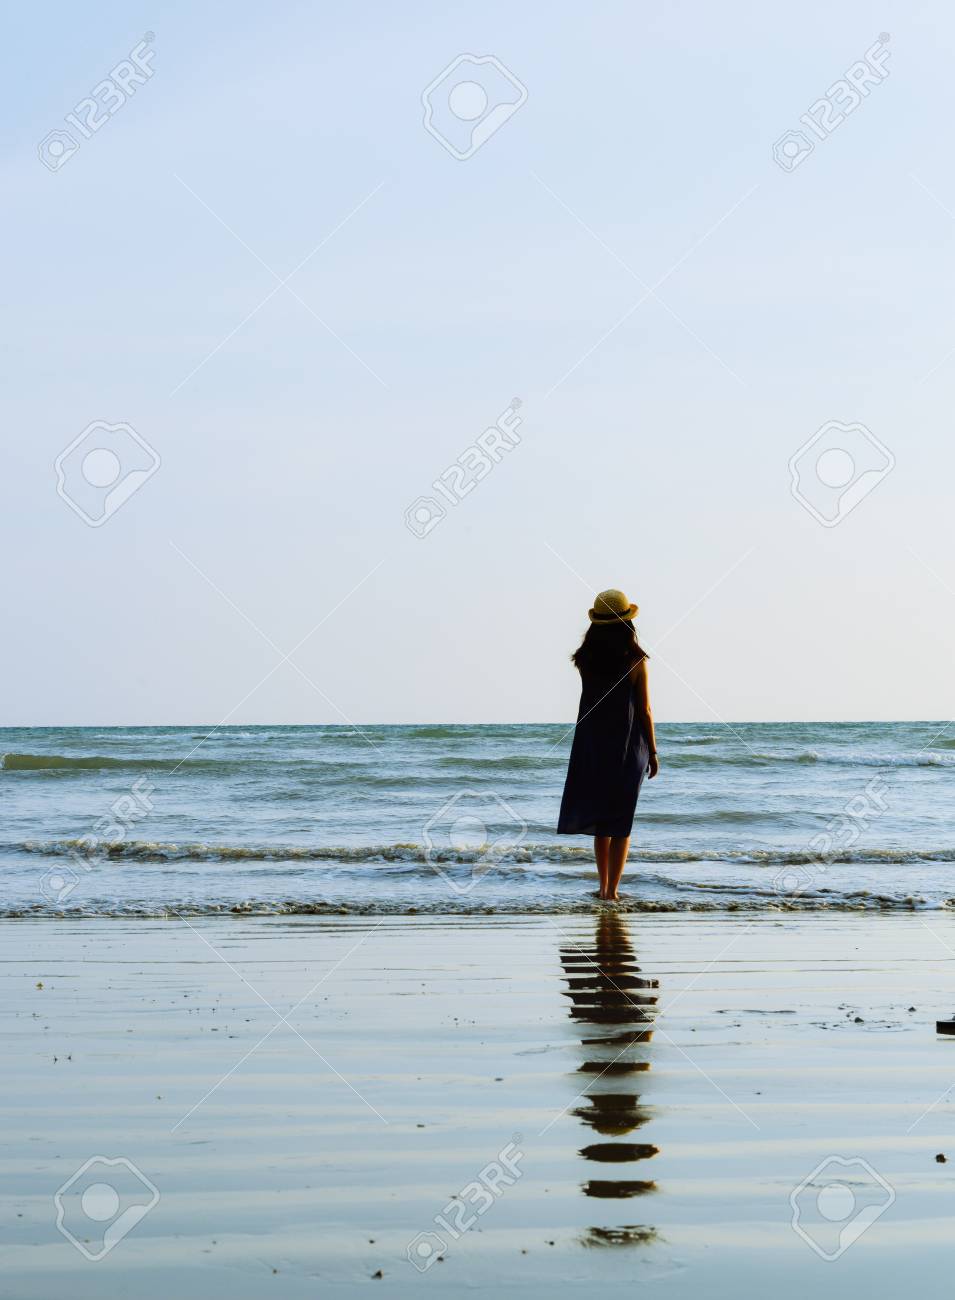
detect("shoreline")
[2,894,948,917]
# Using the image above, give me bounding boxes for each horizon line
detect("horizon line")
[0,719,950,730]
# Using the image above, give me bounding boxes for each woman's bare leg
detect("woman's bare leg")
[594,836,610,898]
[606,836,630,900]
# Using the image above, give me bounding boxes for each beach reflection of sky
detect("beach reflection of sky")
[559,911,660,1246]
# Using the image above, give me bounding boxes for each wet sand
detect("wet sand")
[2,912,955,1297]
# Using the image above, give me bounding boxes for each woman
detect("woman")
[557,589,658,901]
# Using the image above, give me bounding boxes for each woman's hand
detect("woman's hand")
[648,751,659,779]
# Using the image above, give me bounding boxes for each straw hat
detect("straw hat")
[588,588,638,623]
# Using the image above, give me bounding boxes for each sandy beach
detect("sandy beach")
[2,912,954,1297]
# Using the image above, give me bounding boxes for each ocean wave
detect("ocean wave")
[1,752,219,772]
[638,809,789,824]
[14,838,955,867]
[7,747,954,776]
[0,753,360,775]
[2,892,946,918]
[397,726,469,740]
[659,749,803,767]
[664,749,955,769]
[799,751,955,769]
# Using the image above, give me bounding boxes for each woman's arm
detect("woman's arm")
[629,657,659,778]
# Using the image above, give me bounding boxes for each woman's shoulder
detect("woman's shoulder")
[627,653,648,684]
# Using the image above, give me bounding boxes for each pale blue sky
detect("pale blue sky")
[4,1,955,724]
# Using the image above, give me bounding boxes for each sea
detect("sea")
[2,722,954,917]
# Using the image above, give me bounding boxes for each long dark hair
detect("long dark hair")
[572,620,647,676]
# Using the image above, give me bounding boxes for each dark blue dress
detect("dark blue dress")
[557,665,651,836]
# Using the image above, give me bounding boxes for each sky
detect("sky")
[3,0,955,725]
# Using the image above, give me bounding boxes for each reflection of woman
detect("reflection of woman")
[559,911,659,1238]
[558,589,659,900]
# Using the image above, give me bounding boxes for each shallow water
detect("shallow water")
[4,913,955,1298]
[2,722,954,915]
